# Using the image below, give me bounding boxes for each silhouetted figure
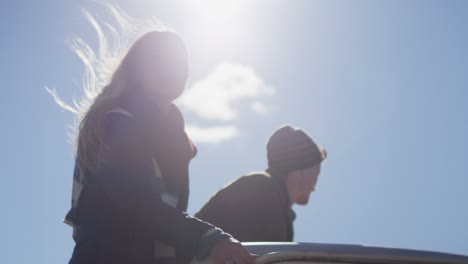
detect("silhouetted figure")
[196,126,326,242]
[64,31,253,264]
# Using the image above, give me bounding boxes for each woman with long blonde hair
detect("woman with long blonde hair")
[55,6,253,264]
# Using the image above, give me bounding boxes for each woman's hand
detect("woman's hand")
[208,238,255,264]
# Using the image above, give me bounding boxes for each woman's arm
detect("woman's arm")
[94,111,229,259]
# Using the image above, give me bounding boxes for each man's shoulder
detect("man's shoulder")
[234,171,275,185]
[221,171,281,197]
[196,171,286,220]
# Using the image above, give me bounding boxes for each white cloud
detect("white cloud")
[251,101,268,114]
[180,63,274,144]
[179,63,274,121]
[185,125,239,144]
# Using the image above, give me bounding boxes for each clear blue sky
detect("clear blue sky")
[2,1,468,263]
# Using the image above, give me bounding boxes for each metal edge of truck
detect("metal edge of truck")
[243,242,468,264]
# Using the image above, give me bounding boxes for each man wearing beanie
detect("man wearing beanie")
[195,125,326,242]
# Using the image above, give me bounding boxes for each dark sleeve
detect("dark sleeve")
[94,112,217,258]
[236,179,289,242]
[197,177,289,242]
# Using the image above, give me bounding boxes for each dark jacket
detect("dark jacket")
[66,103,227,264]
[195,171,295,242]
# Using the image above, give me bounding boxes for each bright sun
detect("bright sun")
[186,0,245,37]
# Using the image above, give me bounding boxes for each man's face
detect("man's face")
[295,164,321,205]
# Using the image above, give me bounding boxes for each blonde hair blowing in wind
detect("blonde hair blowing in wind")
[46,3,171,173]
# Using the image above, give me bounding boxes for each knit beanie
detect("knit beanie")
[267,126,326,174]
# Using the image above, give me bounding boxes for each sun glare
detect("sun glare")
[185,0,247,40]
[188,0,242,26]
